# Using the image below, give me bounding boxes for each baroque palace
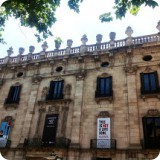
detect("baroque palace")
[0,21,160,160]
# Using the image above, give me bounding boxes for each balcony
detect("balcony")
[90,139,116,150]
[24,137,71,148]
[95,90,113,103]
[141,139,160,149]
[0,139,11,148]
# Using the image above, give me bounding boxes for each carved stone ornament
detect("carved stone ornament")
[67,39,73,48]
[76,70,86,81]
[99,73,110,78]
[123,48,133,65]
[32,75,42,84]
[98,111,110,118]
[39,107,46,113]
[96,34,103,44]
[3,116,14,122]
[124,65,138,73]
[156,20,160,32]
[19,47,25,55]
[48,106,59,113]
[7,47,13,57]
[41,87,48,101]
[81,34,88,45]
[64,84,72,99]
[29,45,35,53]
[146,109,160,116]
[142,66,154,73]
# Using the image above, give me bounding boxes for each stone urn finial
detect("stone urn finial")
[156,20,160,32]
[109,32,116,41]
[19,47,25,55]
[125,26,133,37]
[96,34,102,44]
[67,39,73,48]
[41,41,48,51]
[29,45,35,53]
[81,34,88,45]
[7,47,13,57]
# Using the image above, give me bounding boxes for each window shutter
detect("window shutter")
[48,81,55,99]
[154,71,159,92]
[59,80,64,98]
[15,86,21,103]
[96,77,100,97]
[7,86,15,101]
[140,73,145,94]
[109,76,112,96]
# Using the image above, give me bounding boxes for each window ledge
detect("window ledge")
[38,98,72,105]
[4,103,19,109]
[95,96,113,103]
[141,93,160,100]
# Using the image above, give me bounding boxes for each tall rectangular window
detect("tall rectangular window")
[140,72,159,94]
[46,80,64,100]
[95,77,112,97]
[5,86,21,104]
[142,117,160,149]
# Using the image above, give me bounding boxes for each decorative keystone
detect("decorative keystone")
[96,34,102,44]
[81,34,88,45]
[19,47,25,55]
[125,26,133,37]
[29,45,35,53]
[156,20,160,32]
[7,47,13,57]
[41,41,48,51]
[67,39,73,48]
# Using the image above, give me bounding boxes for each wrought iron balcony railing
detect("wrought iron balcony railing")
[0,139,11,148]
[90,139,116,150]
[24,137,71,148]
[141,139,160,149]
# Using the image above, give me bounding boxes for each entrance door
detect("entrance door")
[42,114,58,146]
[142,117,160,149]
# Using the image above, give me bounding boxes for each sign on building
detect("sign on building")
[97,118,111,148]
[42,114,58,146]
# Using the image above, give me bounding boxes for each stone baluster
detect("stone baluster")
[96,34,102,50]
[28,45,35,60]
[156,20,160,41]
[4,47,13,64]
[109,32,116,48]
[125,26,133,45]
[66,39,73,55]
[80,34,88,54]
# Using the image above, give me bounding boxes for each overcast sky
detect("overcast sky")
[0,0,160,58]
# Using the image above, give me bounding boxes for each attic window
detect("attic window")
[101,62,109,67]
[143,55,152,61]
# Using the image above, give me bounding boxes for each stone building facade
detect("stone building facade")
[0,22,160,160]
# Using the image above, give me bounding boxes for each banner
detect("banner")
[42,114,58,146]
[97,118,111,148]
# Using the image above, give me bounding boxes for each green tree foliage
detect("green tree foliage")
[0,0,158,43]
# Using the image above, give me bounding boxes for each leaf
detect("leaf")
[99,12,113,22]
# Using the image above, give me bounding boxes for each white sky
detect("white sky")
[0,0,160,58]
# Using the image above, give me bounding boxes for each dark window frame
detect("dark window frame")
[46,80,64,100]
[142,116,160,149]
[140,71,159,94]
[5,85,22,104]
[95,76,112,98]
